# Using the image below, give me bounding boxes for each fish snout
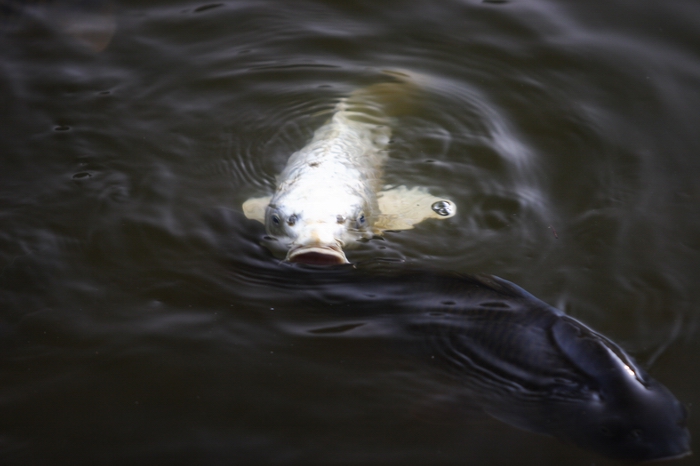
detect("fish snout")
[287,224,348,265]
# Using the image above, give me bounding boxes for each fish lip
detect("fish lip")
[287,245,348,265]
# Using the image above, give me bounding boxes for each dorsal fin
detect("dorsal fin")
[470,274,542,302]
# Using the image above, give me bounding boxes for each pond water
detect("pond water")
[1,0,699,464]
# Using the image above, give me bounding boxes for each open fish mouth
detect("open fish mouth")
[287,246,348,265]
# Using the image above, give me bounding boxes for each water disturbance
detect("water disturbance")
[1,0,700,465]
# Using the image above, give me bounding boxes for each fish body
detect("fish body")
[276,262,691,461]
[243,78,456,265]
[263,104,388,265]
[405,271,691,462]
[428,302,690,462]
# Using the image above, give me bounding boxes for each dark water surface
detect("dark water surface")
[2,0,700,464]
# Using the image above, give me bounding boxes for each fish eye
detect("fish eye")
[357,213,366,225]
[271,213,281,225]
[287,214,297,226]
[432,200,454,217]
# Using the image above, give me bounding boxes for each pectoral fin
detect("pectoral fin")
[375,186,456,231]
[242,195,271,223]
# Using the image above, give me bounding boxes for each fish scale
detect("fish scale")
[418,294,589,398]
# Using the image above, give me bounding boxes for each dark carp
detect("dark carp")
[417,274,691,462]
[281,261,691,462]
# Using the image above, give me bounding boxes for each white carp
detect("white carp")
[243,76,456,265]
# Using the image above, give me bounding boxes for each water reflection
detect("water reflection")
[0,0,116,52]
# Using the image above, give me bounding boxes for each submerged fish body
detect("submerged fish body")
[243,78,456,264]
[431,307,690,462]
[279,263,691,461]
[410,273,691,462]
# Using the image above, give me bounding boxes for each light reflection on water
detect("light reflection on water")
[1,0,699,464]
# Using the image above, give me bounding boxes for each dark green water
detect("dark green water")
[1,0,699,464]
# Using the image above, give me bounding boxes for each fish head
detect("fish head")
[549,379,691,462]
[548,317,692,461]
[265,198,373,265]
